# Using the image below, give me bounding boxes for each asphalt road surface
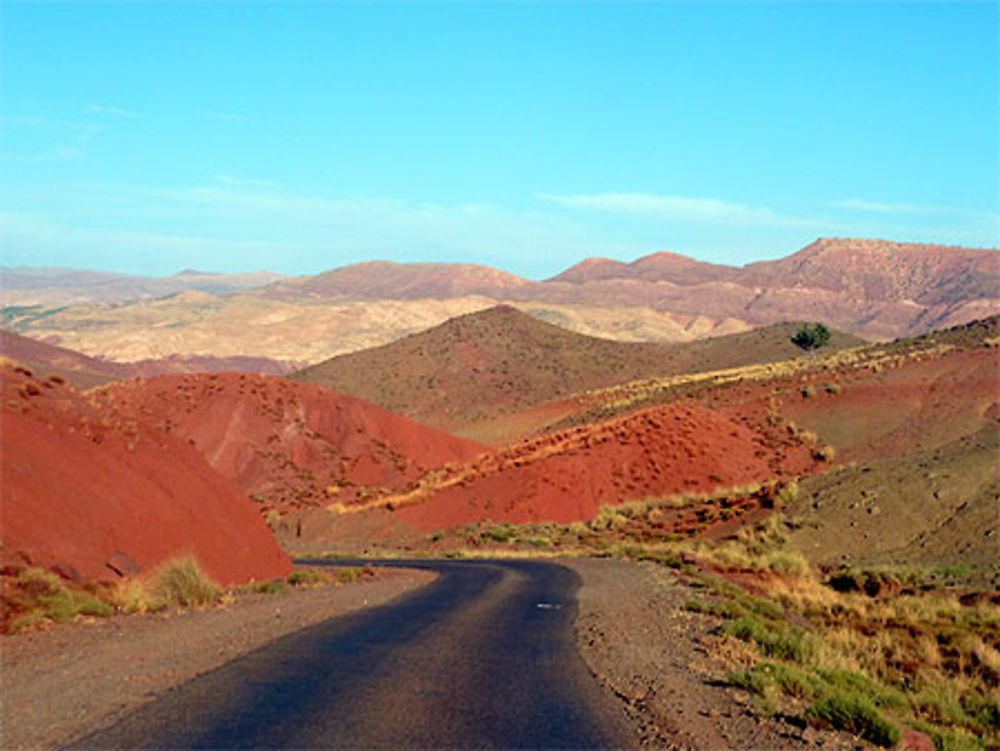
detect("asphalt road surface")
[68,559,634,749]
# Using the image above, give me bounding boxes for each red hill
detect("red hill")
[389,400,819,531]
[93,373,487,513]
[0,364,291,585]
[0,329,130,389]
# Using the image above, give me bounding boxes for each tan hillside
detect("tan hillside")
[0,329,295,387]
[291,305,864,432]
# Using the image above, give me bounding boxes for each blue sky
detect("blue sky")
[1,2,997,279]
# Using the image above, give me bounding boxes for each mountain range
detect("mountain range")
[3,238,997,368]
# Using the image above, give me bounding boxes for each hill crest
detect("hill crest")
[292,305,865,435]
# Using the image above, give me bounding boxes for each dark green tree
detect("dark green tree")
[791,322,831,352]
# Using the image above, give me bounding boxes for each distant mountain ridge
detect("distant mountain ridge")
[0,266,288,306]
[4,238,997,365]
[550,251,734,286]
[254,237,999,338]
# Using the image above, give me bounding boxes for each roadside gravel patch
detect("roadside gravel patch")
[0,568,435,749]
[562,558,861,750]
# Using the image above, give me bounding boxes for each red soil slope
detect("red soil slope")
[782,347,999,462]
[94,373,487,513]
[384,400,819,531]
[0,365,291,585]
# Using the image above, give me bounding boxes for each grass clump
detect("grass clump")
[152,556,221,608]
[805,694,901,747]
[249,579,287,595]
[728,662,825,701]
[4,568,113,633]
[723,616,817,663]
[335,566,374,584]
[487,523,516,543]
[287,569,326,587]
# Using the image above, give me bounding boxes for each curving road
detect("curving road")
[68,559,634,749]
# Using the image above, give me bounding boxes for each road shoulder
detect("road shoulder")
[0,568,436,749]
[561,558,859,750]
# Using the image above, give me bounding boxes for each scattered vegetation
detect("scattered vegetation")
[1,559,374,634]
[3,568,113,633]
[422,498,999,749]
[679,526,1000,749]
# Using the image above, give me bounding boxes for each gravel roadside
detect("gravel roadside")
[561,558,862,750]
[0,568,436,749]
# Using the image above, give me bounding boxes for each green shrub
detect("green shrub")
[488,524,515,543]
[962,691,1000,732]
[287,570,325,586]
[792,322,832,352]
[153,556,220,608]
[909,719,985,751]
[251,579,287,595]
[806,694,902,747]
[727,669,770,696]
[337,567,363,584]
[42,590,113,621]
[6,568,113,632]
[722,617,816,663]
[819,669,904,708]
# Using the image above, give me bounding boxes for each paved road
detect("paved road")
[68,559,634,749]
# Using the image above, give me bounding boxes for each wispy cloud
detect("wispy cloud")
[837,198,934,215]
[88,104,139,119]
[0,115,101,162]
[538,192,825,230]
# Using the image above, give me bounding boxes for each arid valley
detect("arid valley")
[2,237,998,750]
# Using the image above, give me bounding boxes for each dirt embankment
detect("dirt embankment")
[0,568,436,749]
[1,364,290,585]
